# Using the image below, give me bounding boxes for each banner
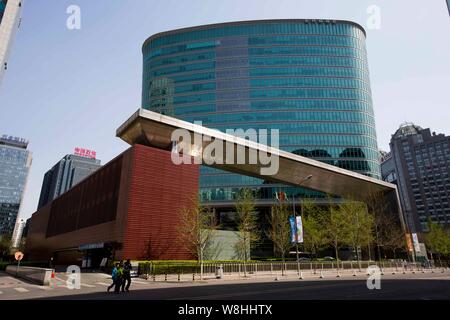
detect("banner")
[405,233,414,252]
[412,233,421,253]
[289,216,297,244]
[296,216,303,243]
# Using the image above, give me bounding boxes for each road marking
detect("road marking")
[0,291,3,294]
[37,286,52,290]
[95,282,111,286]
[14,287,30,293]
[132,280,148,285]
[81,283,96,288]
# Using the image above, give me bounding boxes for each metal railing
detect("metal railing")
[138,260,449,279]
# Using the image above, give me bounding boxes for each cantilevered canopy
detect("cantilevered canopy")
[117,109,405,228]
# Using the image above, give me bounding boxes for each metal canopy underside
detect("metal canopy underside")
[117,109,405,227]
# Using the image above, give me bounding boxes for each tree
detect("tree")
[0,235,12,261]
[267,199,292,272]
[379,214,406,259]
[302,199,328,259]
[365,190,406,261]
[425,220,450,263]
[324,201,348,261]
[234,188,260,275]
[340,201,374,266]
[176,195,217,279]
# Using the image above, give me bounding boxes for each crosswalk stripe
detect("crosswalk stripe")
[132,280,148,285]
[0,291,3,294]
[81,283,96,288]
[14,287,30,293]
[95,282,111,286]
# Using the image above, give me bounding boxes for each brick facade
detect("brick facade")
[25,144,198,265]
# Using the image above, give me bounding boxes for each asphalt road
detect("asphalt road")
[40,276,450,300]
[1,271,449,300]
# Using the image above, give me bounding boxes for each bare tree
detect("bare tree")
[235,188,260,276]
[267,199,292,274]
[176,195,217,279]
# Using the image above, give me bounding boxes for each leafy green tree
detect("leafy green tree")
[267,199,292,271]
[177,195,217,280]
[324,200,348,261]
[302,199,328,259]
[235,188,260,276]
[425,220,450,263]
[340,201,374,265]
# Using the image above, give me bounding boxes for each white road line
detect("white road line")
[81,283,96,288]
[37,286,52,290]
[132,280,149,285]
[14,287,30,293]
[0,291,3,294]
[95,282,111,286]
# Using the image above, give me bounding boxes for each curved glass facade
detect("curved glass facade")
[142,20,380,203]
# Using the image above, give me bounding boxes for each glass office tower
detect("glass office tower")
[141,20,380,205]
[0,135,32,237]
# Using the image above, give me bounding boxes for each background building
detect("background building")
[0,0,23,85]
[141,19,380,209]
[26,144,199,266]
[384,123,450,234]
[0,134,32,237]
[37,151,101,209]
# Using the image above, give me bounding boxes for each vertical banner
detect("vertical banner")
[289,216,297,243]
[296,216,303,243]
[412,233,421,253]
[405,233,414,252]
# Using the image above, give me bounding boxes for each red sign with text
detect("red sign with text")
[74,147,97,159]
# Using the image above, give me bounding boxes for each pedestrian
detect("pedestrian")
[107,263,119,293]
[114,261,124,293]
[121,259,132,292]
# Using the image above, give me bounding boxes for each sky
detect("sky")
[0,0,449,220]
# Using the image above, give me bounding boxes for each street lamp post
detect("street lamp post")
[293,174,313,275]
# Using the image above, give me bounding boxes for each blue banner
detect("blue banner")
[289,215,297,243]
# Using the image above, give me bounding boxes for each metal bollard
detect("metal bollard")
[192,273,195,281]
[165,273,167,281]
[178,274,180,282]
[152,274,156,282]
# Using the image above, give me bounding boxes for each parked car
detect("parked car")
[323,256,336,261]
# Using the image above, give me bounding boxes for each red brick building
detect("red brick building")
[25,144,199,266]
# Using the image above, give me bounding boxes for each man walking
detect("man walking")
[122,259,132,292]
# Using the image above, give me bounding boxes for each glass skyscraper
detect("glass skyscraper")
[0,135,32,236]
[38,153,102,209]
[141,19,380,205]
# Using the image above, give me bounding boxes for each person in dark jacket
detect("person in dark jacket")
[121,259,132,292]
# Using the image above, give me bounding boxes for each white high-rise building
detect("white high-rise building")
[0,0,23,86]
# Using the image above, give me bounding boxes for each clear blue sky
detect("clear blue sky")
[0,0,449,220]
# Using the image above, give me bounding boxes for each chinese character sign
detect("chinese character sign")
[74,147,97,159]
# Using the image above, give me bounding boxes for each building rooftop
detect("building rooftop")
[393,122,423,139]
